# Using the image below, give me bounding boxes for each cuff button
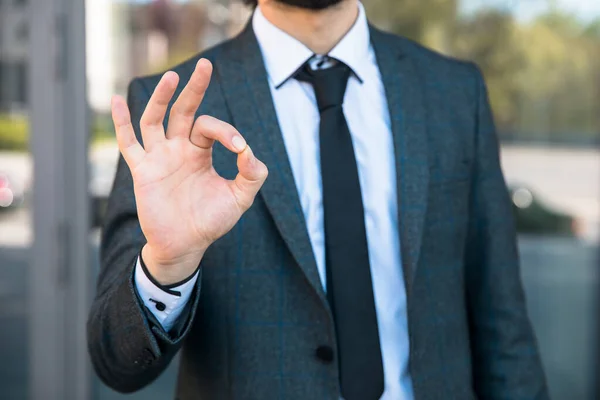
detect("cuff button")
[149,298,166,312]
[315,345,334,363]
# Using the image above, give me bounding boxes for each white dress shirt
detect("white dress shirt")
[135,3,413,399]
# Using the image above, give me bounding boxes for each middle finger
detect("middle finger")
[139,71,179,150]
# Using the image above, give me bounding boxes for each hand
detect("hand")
[111,59,268,284]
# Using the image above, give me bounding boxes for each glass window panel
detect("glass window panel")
[89,2,250,398]
[0,0,31,398]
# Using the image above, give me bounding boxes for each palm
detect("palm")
[132,139,242,261]
[111,59,267,279]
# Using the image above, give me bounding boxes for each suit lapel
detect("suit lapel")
[370,27,429,297]
[214,23,428,302]
[214,24,328,305]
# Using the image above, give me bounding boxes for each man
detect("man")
[87,0,549,398]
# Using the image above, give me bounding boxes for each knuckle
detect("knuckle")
[218,121,238,139]
[195,114,213,126]
[188,81,206,96]
[116,121,132,131]
[232,181,256,212]
[140,114,156,128]
[195,115,238,141]
[169,104,182,116]
[171,108,195,124]
[257,162,269,179]
[139,119,151,130]
[240,197,255,212]
[225,125,239,139]
[155,97,169,107]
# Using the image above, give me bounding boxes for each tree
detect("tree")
[513,12,599,141]
[365,2,526,133]
[583,18,600,133]
[365,0,458,52]
[366,0,600,143]
[451,10,526,132]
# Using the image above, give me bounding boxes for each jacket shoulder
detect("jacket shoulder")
[374,27,478,82]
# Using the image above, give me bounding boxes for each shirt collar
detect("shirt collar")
[252,2,371,88]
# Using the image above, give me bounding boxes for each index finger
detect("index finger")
[166,58,213,139]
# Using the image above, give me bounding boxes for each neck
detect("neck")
[258,0,359,55]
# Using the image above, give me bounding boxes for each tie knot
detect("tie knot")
[295,61,351,112]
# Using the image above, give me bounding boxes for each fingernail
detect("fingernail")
[232,136,247,152]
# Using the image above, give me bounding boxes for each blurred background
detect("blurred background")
[0,0,599,399]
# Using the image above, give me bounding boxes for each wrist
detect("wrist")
[141,244,205,286]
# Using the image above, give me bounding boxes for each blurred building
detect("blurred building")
[0,0,28,113]
[86,0,249,113]
[127,0,249,76]
[86,0,120,113]
[0,0,249,114]
[128,0,208,81]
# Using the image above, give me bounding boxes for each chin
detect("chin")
[275,0,345,10]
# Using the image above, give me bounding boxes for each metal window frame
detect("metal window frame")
[28,0,90,399]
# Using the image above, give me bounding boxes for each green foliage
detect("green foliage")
[0,114,29,151]
[515,16,598,139]
[584,18,600,38]
[366,0,458,46]
[92,113,116,143]
[0,113,115,152]
[365,1,600,144]
[451,10,525,131]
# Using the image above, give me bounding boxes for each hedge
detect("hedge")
[0,114,28,151]
[0,113,115,151]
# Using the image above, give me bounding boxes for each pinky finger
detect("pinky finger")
[111,95,145,168]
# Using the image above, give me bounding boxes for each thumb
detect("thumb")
[230,146,268,212]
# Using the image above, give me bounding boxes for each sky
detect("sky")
[127,0,600,22]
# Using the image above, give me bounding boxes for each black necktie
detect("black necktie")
[296,61,385,400]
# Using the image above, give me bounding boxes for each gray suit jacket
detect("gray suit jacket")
[87,22,549,400]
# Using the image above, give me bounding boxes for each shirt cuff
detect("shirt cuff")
[134,255,200,332]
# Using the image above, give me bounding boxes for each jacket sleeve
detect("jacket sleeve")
[86,78,202,393]
[465,64,550,400]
